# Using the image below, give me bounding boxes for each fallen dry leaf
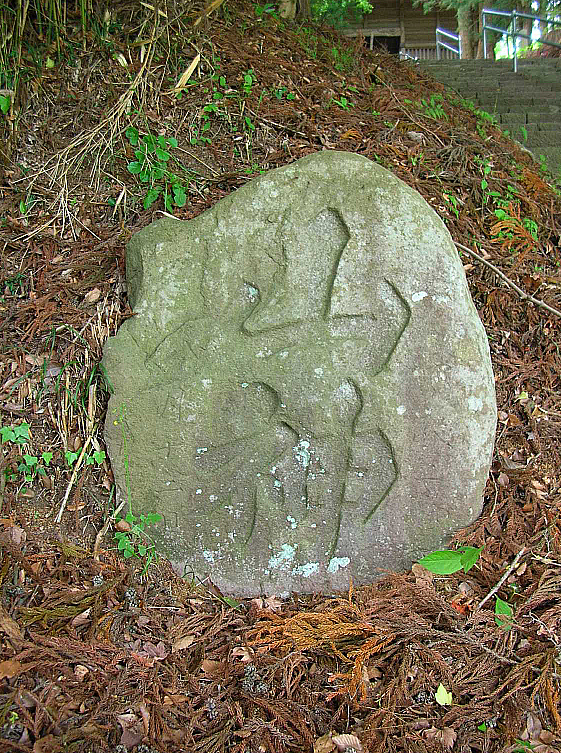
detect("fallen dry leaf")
[84,287,101,304]
[0,659,24,678]
[313,732,336,753]
[332,733,363,752]
[172,634,195,653]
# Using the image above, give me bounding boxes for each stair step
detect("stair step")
[418,59,561,174]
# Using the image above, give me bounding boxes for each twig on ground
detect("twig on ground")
[477,547,527,610]
[455,242,561,318]
[55,435,93,523]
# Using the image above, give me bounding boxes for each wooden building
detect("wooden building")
[342,0,458,60]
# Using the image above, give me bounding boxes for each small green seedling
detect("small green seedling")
[114,511,162,572]
[242,69,256,95]
[331,96,354,110]
[17,451,52,483]
[495,596,514,631]
[418,545,483,575]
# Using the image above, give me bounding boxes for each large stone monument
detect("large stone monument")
[103,150,496,595]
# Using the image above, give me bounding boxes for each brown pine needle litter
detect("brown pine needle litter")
[1,0,561,750]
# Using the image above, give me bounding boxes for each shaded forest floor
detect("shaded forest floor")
[1,1,561,751]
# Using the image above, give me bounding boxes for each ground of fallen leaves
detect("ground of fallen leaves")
[0,1,560,751]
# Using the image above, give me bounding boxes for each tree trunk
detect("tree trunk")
[458,4,472,58]
[297,0,311,20]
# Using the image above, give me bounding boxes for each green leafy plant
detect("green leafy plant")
[18,451,52,484]
[418,546,484,575]
[125,127,188,211]
[420,93,447,120]
[1,422,30,446]
[273,86,296,101]
[254,2,278,18]
[331,96,354,110]
[443,192,460,219]
[331,46,354,72]
[114,511,163,561]
[113,405,161,572]
[242,69,256,96]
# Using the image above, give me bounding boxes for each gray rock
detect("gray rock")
[103,150,496,596]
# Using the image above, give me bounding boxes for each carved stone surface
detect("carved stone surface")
[103,150,496,595]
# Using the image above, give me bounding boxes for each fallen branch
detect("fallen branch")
[55,435,93,523]
[477,546,527,610]
[455,242,561,319]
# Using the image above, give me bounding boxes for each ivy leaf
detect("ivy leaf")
[127,161,143,175]
[435,683,453,706]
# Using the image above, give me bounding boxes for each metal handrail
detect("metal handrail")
[482,8,561,73]
[436,27,461,59]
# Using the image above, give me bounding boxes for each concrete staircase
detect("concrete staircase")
[419,58,561,176]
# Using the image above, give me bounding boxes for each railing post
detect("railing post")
[483,11,487,59]
[513,9,518,73]
[458,35,462,58]
[437,37,441,60]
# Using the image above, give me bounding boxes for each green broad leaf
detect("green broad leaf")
[142,134,157,146]
[0,426,16,443]
[481,179,488,190]
[127,161,143,174]
[286,92,296,100]
[164,194,173,213]
[418,550,464,574]
[134,149,147,160]
[86,456,95,465]
[125,126,138,145]
[155,148,170,161]
[139,171,150,183]
[478,723,487,732]
[93,450,106,464]
[143,512,162,525]
[459,546,484,573]
[157,135,167,148]
[151,167,165,180]
[125,512,136,524]
[42,451,53,465]
[202,121,211,132]
[173,187,186,207]
[23,454,38,466]
[45,57,55,68]
[123,548,135,558]
[0,94,11,114]
[14,423,30,442]
[65,451,78,466]
[144,188,161,209]
[222,596,242,609]
[495,597,513,630]
[138,544,147,556]
[167,136,178,148]
[435,683,453,706]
